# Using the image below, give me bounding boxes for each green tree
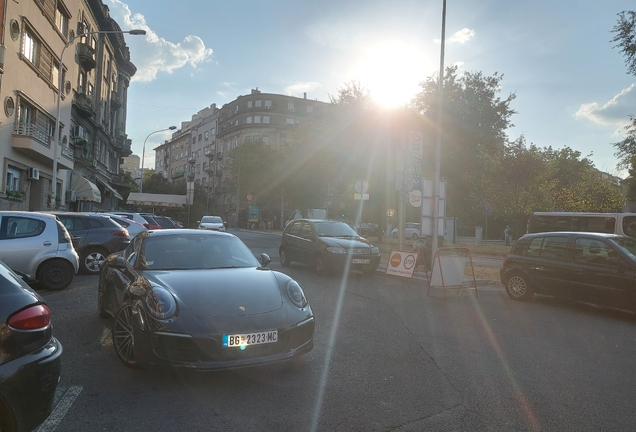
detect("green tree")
[411,66,517,225]
[612,11,636,76]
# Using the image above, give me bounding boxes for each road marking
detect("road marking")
[36,386,83,432]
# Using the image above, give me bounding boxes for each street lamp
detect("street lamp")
[139,126,177,193]
[51,28,146,204]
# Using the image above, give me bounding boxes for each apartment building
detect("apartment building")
[154,90,330,223]
[0,0,137,211]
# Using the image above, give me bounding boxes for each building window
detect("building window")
[6,167,21,192]
[204,131,209,140]
[55,5,69,38]
[211,127,216,135]
[263,116,270,124]
[235,105,239,113]
[254,116,260,124]
[286,118,294,125]
[246,117,252,124]
[288,102,294,112]
[263,136,270,145]
[255,100,262,107]
[22,30,38,65]
[247,101,253,108]
[18,101,35,124]
[198,134,202,142]
[265,100,272,109]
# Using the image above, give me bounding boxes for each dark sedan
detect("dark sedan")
[0,260,62,432]
[98,229,314,370]
[279,219,381,275]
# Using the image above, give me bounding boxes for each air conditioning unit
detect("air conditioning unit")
[26,167,40,180]
[92,160,98,168]
[65,190,77,202]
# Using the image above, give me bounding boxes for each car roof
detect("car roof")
[521,231,628,240]
[146,228,231,238]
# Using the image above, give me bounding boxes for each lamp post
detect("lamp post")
[431,0,447,266]
[52,28,146,204]
[139,126,177,193]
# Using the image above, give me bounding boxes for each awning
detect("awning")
[70,176,101,202]
[96,178,124,200]
[126,192,187,208]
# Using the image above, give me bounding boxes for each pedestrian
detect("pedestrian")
[376,224,384,242]
[504,225,512,246]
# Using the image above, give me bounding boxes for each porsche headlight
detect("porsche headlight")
[145,286,178,320]
[286,280,308,309]
[326,246,347,254]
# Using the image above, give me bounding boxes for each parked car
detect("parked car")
[98,229,314,370]
[0,259,63,432]
[0,211,79,290]
[500,232,636,310]
[48,212,130,274]
[279,219,381,275]
[106,211,161,230]
[143,213,179,229]
[101,213,148,238]
[198,215,226,231]
[353,222,379,238]
[391,222,421,240]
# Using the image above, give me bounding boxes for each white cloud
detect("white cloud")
[285,82,322,97]
[448,28,475,44]
[435,28,475,44]
[105,0,214,82]
[575,84,636,133]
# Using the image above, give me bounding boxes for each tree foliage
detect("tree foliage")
[411,66,517,225]
[612,11,636,76]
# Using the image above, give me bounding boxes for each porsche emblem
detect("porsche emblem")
[239,305,246,311]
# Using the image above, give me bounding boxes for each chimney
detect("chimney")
[304,92,307,99]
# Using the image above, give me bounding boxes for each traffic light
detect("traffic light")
[341,212,345,218]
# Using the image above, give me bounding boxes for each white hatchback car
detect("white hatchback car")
[391,222,421,240]
[0,211,79,290]
[198,215,226,231]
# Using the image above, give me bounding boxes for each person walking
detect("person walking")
[504,225,512,246]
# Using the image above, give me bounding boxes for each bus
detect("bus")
[527,212,636,238]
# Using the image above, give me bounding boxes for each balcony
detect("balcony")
[73,93,94,118]
[77,42,96,71]
[12,122,73,169]
[217,152,223,159]
[111,91,122,110]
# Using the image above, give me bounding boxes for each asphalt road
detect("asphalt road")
[35,229,636,431]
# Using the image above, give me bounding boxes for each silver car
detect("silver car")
[391,222,421,240]
[198,215,226,231]
[0,211,79,290]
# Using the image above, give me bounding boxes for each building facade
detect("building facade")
[0,0,136,212]
[154,90,330,224]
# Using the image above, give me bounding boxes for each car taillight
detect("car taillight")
[8,304,51,330]
[112,229,130,239]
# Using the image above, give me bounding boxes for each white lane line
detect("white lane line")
[36,386,83,432]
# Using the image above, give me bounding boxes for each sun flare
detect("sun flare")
[356,41,429,108]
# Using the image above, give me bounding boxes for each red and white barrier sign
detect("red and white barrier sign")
[385,250,417,278]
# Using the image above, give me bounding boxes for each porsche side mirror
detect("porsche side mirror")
[259,253,271,268]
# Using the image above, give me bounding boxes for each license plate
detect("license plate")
[352,259,370,264]
[222,330,278,348]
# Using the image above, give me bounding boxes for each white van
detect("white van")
[527,212,636,238]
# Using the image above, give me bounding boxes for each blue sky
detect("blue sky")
[106,0,636,177]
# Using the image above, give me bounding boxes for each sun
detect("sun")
[355,41,429,108]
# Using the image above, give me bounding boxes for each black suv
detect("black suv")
[500,232,636,310]
[279,219,381,275]
[49,212,130,274]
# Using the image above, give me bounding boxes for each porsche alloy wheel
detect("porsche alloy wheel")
[113,302,140,369]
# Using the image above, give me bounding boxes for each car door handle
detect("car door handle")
[43,241,52,246]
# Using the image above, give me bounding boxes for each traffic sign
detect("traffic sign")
[247,194,252,201]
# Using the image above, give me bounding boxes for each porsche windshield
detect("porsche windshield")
[141,234,260,270]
